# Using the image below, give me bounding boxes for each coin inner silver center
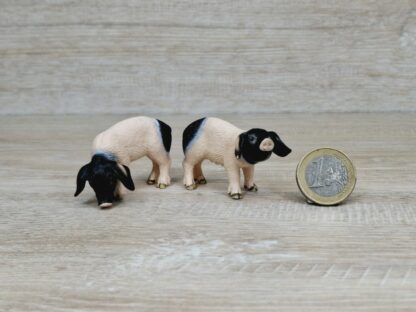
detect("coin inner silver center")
[305,155,348,197]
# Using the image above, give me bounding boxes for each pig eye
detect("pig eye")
[248,134,257,144]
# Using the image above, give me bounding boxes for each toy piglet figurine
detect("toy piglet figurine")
[182,117,291,199]
[75,116,172,208]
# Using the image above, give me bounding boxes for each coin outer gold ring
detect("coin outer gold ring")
[296,148,357,206]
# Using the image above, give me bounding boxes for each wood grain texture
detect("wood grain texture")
[1,1,416,114]
[1,113,416,311]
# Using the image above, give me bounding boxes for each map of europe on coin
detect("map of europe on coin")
[305,155,348,197]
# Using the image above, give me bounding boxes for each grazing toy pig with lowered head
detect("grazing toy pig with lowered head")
[182,117,291,199]
[75,116,172,208]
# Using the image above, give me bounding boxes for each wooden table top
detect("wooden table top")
[1,113,415,311]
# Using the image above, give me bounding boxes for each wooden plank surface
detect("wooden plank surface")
[0,113,415,311]
[1,1,416,114]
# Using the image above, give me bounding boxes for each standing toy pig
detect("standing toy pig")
[75,116,172,208]
[182,117,291,199]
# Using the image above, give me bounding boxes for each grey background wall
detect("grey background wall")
[1,0,415,115]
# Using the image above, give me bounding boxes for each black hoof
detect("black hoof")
[244,184,258,192]
[195,178,207,185]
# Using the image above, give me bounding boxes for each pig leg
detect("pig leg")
[155,155,171,189]
[147,160,160,185]
[193,162,207,184]
[225,162,242,200]
[243,166,258,192]
[183,158,197,190]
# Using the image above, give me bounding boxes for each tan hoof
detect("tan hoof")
[244,184,258,192]
[100,202,113,209]
[185,183,197,190]
[230,193,242,200]
[147,179,156,185]
[158,183,167,189]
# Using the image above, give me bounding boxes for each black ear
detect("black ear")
[235,132,246,159]
[269,131,292,157]
[113,164,135,191]
[74,163,90,196]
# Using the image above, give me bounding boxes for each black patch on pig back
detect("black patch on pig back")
[157,119,172,152]
[182,117,206,153]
